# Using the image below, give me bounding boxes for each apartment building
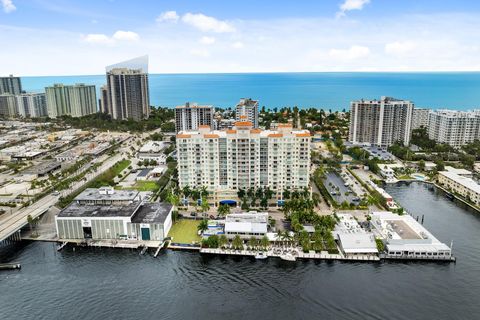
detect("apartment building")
[45,83,97,118]
[104,56,150,121]
[427,110,480,148]
[235,98,259,128]
[16,93,48,118]
[349,96,414,147]
[411,108,431,130]
[438,169,480,206]
[176,121,311,202]
[0,75,22,95]
[0,93,18,118]
[175,102,214,132]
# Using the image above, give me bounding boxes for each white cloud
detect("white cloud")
[1,0,16,13]
[329,45,370,60]
[182,13,235,33]
[337,0,370,17]
[231,41,244,49]
[113,30,139,41]
[156,11,179,23]
[83,33,113,44]
[385,41,416,57]
[82,30,139,44]
[3,12,480,75]
[199,36,216,45]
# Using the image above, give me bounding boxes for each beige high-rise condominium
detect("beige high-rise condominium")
[176,121,311,202]
[45,83,97,118]
[349,96,414,147]
[175,102,214,132]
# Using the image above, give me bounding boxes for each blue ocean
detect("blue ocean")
[21,72,480,111]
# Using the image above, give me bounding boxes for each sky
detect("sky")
[1,0,480,75]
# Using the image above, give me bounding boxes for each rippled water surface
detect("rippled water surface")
[1,182,479,320]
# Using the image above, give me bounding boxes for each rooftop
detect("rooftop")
[337,233,378,254]
[224,212,268,234]
[131,202,173,224]
[58,201,140,218]
[439,171,480,194]
[75,188,139,202]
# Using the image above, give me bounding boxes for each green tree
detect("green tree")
[237,188,246,199]
[197,219,209,233]
[232,235,244,250]
[166,190,180,210]
[217,204,230,217]
[241,197,250,211]
[199,196,210,218]
[418,160,425,171]
[260,197,268,209]
[218,234,228,248]
[248,236,258,249]
[260,235,270,250]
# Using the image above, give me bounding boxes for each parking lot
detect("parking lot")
[323,172,360,205]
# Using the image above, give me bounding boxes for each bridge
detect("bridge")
[0,195,56,242]
[0,153,124,243]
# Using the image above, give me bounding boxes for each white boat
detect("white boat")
[255,252,268,260]
[280,253,296,261]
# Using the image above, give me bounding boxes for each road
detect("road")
[0,153,123,242]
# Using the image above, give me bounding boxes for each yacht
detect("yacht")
[280,253,296,261]
[255,252,268,260]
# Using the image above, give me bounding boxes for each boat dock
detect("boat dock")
[200,248,381,262]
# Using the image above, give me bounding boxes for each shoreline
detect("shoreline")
[9,238,455,263]
[394,179,480,214]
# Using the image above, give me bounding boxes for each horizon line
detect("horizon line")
[9,70,480,78]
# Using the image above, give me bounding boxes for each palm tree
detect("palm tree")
[241,197,250,211]
[232,235,243,250]
[197,219,208,234]
[166,190,180,210]
[218,234,228,248]
[182,185,191,199]
[255,188,264,200]
[200,185,209,198]
[302,187,310,198]
[237,188,246,199]
[247,187,255,199]
[264,187,274,200]
[200,196,210,218]
[260,235,270,250]
[217,204,230,217]
[260,197,268,209]
[248,236,258,250]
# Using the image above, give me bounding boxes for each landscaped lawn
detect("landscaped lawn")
[132,180,159,192]
[168,219,201,244]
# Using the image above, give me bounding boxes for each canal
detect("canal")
[1,182,479,320]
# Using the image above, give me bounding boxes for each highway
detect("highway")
[0,152,124,242]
